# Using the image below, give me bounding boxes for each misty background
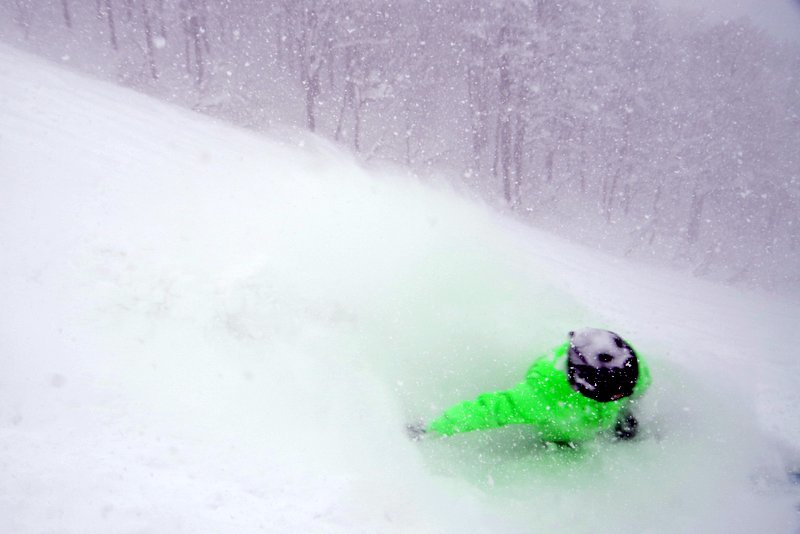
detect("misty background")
[2,0,799,293]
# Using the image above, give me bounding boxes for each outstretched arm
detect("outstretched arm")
[427,382,535,436]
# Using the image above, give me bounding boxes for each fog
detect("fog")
[658,0,800,43]
[1,0,799,294]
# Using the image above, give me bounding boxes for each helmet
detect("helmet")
[566,328,639,402]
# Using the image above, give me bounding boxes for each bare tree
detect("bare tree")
[180,0,210,88]
[13,0,34,39]
[123,0,134,22]
[141,0,159,80]
[291,0,331,131]
[100,0,119,51]
[61,0,72,29]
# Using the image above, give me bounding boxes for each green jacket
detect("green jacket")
[427,342,651,443]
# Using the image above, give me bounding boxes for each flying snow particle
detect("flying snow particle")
[153,36,167,49]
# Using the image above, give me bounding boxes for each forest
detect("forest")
[2,0,799,291]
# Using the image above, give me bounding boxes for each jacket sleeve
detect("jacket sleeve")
[427,381,535,436]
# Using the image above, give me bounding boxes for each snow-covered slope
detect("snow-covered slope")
[1,44,798,533]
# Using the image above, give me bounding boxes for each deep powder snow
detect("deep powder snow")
[1,45,799,533]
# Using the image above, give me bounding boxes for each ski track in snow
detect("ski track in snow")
[1,44,799,533]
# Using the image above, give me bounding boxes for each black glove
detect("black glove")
[614,410,638,441]
[405,422,428,442]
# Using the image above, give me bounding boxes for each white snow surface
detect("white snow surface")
[1,44,799,533]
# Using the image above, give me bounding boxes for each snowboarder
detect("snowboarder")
[410,328,651,444]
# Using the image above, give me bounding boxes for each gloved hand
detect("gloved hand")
[405,422,428,442]
[614,410,638,440]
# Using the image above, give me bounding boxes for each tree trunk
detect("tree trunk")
[353,103,361,152]
[141,0,159,80]
[545,148,554,184]
[193,20,205,87]
[156,0,167,38]
[103,0,118,51]
[604,171,619,223]
[497,27,513,206]
[300,2,320,132]
[404,117,414,165]
[686,190,707,245]
[61,0,72,29]
[578,138,587,194]
[14,0,32,39]
[304,71,319,131]
[512,115,526,204]
[334,47,354,142]
[123,0,134,22]
[467,42,489,178]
